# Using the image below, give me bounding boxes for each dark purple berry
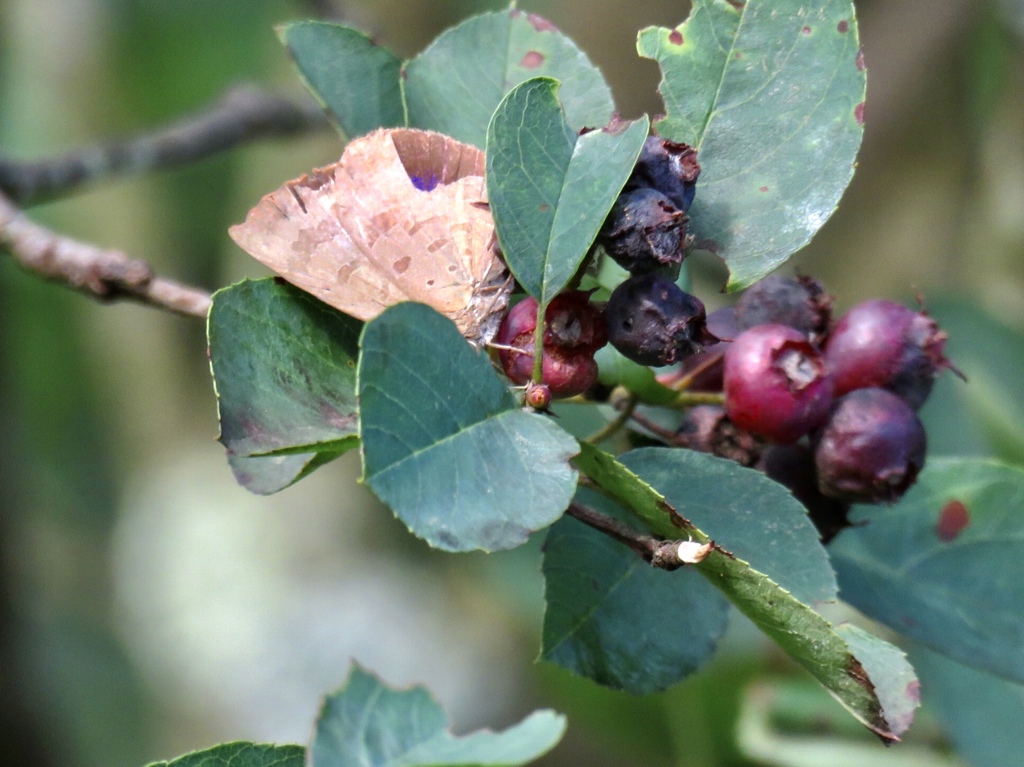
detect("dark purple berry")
[495,293,606,397]
[664,306,742,392]
[824,299,953,410]
[736,274,832,340]
[676,405,763,466]
[756,444,851,543]
[724,324,834,444]
[598,187,690,274]
[628,136,701,212]
[605,274,717,367]
[814,387,926,504]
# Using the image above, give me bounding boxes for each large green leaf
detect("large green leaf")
[208,279,362,492]
[309,665,566,767]
[620,448,836,605]
[358,303,578,552]
[638,0,866,290]
[541,487,729,694]
[573,442,917,741]
[403,9,615,148]
[486,78,648,304]
[209,279,361,457]
[279,21,404,139]
[912,646,1024,767]
[145,743,304,767]
[831,458,1024,683]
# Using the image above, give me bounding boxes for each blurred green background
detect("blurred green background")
[1,1,1023,766]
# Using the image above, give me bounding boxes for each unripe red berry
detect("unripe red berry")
[824,299,952,410]
[814,387,926,504]
[495,293,605,397]
[736,274,832,341]
[524,382,552,410]
[724,324,834,444]
[605,274,717,367]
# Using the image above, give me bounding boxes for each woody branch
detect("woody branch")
[0,85,331,317]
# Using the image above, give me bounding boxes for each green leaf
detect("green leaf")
[309,664,566,767]
[226,450,344,496]
[541,487,729,693]
[638,0,866,290]
[486,78,648,304]
[831,458,1024,683]
[209,279,361,456]
[619,448,836,605]
[404,9,615,148]
[279,21,404,139]
[358,303,579,552]
[145,742,304,767]
[595,345,679,405]
[572,442,917,741]
[912,646,1024,767]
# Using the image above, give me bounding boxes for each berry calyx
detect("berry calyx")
[814,387,926,503]
[824,299,953,410]
[628,136,701,213]
[724,323,834,444]
[605,274,717,367]
[735,274,832,341]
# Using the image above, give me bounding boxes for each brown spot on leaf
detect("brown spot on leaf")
[520,50,544,69]
[936,499,970,542]
[759,186,769,192]
[802,26,812,35]
[857,47,866,71]
[527,12,558,32]
[735,51,744,60]
[273,276,288,286]
[855,102,866,125]
[725,0,745,9]
[393,256,411,274]
[539,204,549,213]
[669,29,684,45]
[838,20,849,33]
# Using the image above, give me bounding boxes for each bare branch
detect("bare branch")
[0,190,211,318]
[565,501,712,570]
[0,85,331,206]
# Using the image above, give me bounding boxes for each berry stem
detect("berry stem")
[565,501,694,571]
[584,392,638,445]
[674,391,725,407]
[531,298,548,385]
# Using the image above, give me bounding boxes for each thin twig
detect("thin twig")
[565,501,711,570]
[0,189,212,318]
[0,85,330,205]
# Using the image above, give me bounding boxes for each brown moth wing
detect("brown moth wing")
[228,166,410,321]
[229,128,508,341]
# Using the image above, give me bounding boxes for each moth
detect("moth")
[229,128,512,346]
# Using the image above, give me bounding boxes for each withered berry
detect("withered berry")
[824,299,953,410]
[628,136,701,213]
[724,323,834,444]
[736,274,832,341]
[598,188,690,274]
[606,274,717,367]
[814,387,926,504]
[676,405,763,466]
[495,293,606,397]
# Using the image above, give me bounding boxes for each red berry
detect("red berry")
[724,324,834,444]
[814,387,926,504]
[495,293,604,397]
[824,299,952,409]
[525,382,552,410]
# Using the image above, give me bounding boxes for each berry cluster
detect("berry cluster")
[494,136,716,398]
[676,274,954,539]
